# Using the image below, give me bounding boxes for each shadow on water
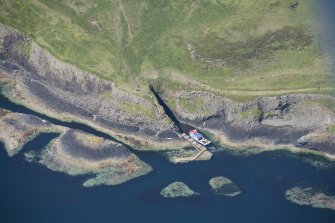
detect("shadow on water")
[21,132,60,154]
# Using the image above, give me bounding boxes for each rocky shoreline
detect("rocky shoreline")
[0,24,188,151]
[161,90,335,157]
[0,109,152,187]
[1,23,335,159]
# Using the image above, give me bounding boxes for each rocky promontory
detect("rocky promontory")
[27,129,152,187]
[160,181,199,198]
[209,176,242,197]
[285,187,335,211]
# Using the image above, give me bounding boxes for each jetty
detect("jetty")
[175,133,211,163]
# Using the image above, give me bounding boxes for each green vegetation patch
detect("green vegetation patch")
[119,102,156,120]
[178,97,212,115]
[194,26,313,66]
[326,125,335,134]
[0,0,333,102]
[238,107,262,120]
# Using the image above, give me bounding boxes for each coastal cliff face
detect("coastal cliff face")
[1,22,335,157]
[161,89,335,155]
[0,24,187,151]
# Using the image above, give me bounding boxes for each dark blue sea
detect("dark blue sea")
[1,1,335,222]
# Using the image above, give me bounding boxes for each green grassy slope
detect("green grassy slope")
[0,0,334,100]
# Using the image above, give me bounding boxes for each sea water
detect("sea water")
[1,95,335,223]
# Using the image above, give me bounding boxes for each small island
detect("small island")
[209,176,242,197]
[160,181,199,198]
[285,187,335,211]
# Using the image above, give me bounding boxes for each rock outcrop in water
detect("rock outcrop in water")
[0,24,187,151]
[0,108,64,156]
[160,181,199,198]
[209,176,242,197]
[285,187,335,211]
[28,129,152,187]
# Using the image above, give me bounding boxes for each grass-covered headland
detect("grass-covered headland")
[0,0,334,100]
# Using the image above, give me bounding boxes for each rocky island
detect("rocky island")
[160,182,199,198]
[285,187,335,211]
[209,176,242,197]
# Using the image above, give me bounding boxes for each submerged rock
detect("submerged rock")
[29,129,152,187]
[0,109,64,156]
[160,182,199,198]
[285,187,335,211]
[209,176,242,197]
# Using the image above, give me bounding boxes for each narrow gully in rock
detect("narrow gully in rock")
[149,85,182,132]
[149,85,216,148]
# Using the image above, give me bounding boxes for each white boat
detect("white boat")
[189,129,211,146]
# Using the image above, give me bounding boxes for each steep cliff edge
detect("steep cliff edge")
[0,24,188,151]
[1,22,335,158]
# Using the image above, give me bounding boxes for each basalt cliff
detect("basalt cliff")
[1,23,335,158]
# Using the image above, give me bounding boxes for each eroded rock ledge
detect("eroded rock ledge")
[285,187,335,211]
